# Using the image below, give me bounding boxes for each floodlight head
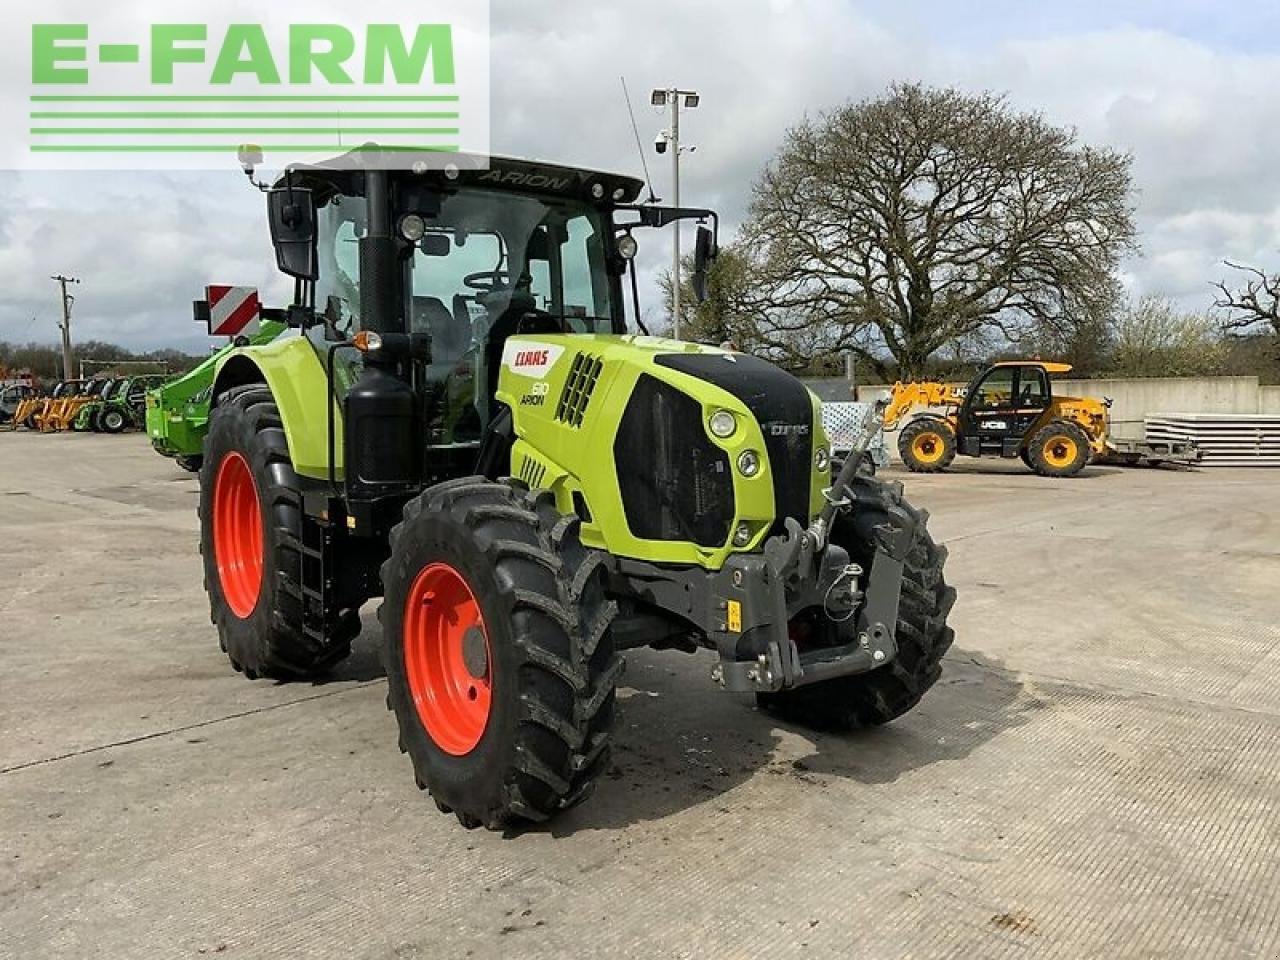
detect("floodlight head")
[651,89,668,107]
[684,93,701,108]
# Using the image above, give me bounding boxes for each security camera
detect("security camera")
[655,132,669,155]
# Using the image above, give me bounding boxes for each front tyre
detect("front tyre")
[379,480,621,830]
[757,476,956,730]
[898,419,957,473]
[1027,421,1090,478]
[100,408,127,433]
[199,385,358,680]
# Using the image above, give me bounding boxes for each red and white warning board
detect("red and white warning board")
[206,286,261,338]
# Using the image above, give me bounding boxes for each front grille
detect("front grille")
[655,353,814,533]
[556,353,603,428]
[614,374,734,547]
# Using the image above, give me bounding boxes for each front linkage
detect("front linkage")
[611,402,916,694]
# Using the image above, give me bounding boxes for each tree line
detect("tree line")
[0,339,207,382]
[666,83,1280,384]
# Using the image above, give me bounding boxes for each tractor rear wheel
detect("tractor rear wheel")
[199,385,358,679]
[757,476,955,730]
[100,408,127,434]
[379,479,621,830]
[1027,421,1090,478]
[898,419,957,473]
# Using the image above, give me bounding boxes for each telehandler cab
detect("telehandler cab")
[195,147,955,829]
[883,361,1109,477]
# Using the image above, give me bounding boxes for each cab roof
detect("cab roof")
[993,360,1073,375]
[278,147,647,206]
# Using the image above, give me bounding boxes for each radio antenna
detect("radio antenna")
[621,76,658,203]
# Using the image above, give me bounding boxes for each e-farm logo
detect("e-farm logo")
[3,1,490,170]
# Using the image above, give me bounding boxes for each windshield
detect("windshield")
[314,187,616,342]
[311,186,620,447]
[406,188,616,350]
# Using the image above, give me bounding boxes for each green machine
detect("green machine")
[191,148,956,830]
[145,320,286,470]
[77,374,168,433]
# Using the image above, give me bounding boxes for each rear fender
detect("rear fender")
[211,337,343,480]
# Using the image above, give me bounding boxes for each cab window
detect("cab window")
[972,368,1015,409]
[1016,368,1048,408]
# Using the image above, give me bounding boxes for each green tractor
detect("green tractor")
[195,148,955,829]
[77,374,168,433]
[146,320,287,470]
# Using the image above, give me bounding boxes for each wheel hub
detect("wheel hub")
[461,626,489,680]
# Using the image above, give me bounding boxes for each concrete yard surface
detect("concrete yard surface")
[2,432,1279,958]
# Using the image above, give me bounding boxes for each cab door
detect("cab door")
[957,366,1019,456]
[1010,366,1051,445]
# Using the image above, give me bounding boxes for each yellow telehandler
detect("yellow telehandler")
[881,361,1109,478]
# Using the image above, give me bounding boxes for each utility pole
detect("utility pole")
[652,87,700,340]
[51,275,80,381]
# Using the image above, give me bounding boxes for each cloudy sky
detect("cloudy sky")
[2,0,1279,353]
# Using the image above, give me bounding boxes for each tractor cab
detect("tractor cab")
[955,361,1071,458]
[255,148,719,487]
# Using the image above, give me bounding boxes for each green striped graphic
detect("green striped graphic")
[30,95,460,103]
[31,112,458,120]
[30,144,461,153]
[32,128,460,136]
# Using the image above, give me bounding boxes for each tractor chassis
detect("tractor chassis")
[294,482,910,695]
[609,514,910,694]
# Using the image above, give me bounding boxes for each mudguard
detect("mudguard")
[211,336,343,481]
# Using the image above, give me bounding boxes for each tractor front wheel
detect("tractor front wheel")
[199,385,358,679]
[379,480,621,830]
[757,476,955,729]
[898,419,957,473]
[100,408,127,434]
[1027,421,1090,478]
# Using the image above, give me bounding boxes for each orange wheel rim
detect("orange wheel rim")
[403,563,493,756]
[212,451,264,619]
[912,432,945,464]
[1044,436,1078,467]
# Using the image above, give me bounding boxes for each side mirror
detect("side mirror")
[691,226,718,303]
[267,187,317,280]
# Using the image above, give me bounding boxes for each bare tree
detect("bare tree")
[1110,297,1227,378]
[1213,261,1280,337]
[743,83,1137,378]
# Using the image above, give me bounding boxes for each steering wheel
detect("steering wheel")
[463,270,512,293]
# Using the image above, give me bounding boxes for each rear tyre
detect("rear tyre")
[379,479,621,830]
[100,408,127,434]
[757,476,956,730]
[898,419,956,473]
[1027,421,1090,478]
[199,385,358,680]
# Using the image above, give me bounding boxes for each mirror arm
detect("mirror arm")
[629,258,648,336]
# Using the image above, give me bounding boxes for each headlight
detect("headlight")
[737,449,761,477]
[814,447,830,471]
[399,214,426,242]
[617,234,639,260]
[708,409,737,438]
[732,522,753,547]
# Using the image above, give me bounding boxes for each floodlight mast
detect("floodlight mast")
[652,87,699,340]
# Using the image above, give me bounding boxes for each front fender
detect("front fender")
[212,337,342,481]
